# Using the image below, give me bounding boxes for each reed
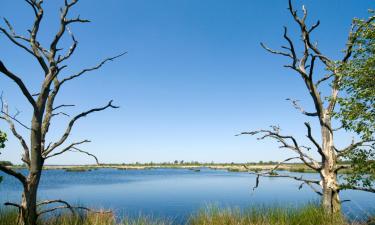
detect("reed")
[0,204,371,225]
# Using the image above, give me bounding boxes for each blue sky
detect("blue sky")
[0,0,373,164]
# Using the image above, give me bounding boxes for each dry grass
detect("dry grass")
[0,205,372,225]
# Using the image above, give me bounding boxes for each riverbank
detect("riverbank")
[1,204,372,225]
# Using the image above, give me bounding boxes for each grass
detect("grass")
[0,204,372,225]
[189,205,351,225]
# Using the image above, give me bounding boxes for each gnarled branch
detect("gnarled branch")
[286,98,318,116]
[0,62,37,110]
[0,165,27,187]
[237,126,321,170]
[43,140,90,159]
[37,199,111,217]
[45,101,119,154]
[59,52,127,86]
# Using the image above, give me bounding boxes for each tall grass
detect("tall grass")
[0,204,371,225]
[189,204,350,225]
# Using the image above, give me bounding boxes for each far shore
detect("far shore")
[8,162,353,174]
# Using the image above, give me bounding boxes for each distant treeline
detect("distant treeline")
[0,161,12,166]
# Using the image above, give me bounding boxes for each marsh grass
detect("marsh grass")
[0,204,371,225]
[189,204,361,225]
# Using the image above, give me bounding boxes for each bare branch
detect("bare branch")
[248,169,321,195]
[70,147,100,165]
[66,16,90,25]
[53,104,75,111]
[46,101,119,153]
[244,157,299,174]
[43,140,90,159]
[304,122,323,157]
[315,73,334,87]
[286,98,318,116]
[37,199,111,216]
[288,0,332,66]
[57,27,77,63]
[51,111,70,118]
[0,94,31,131]
[4,202,22,209]
[49,0,86,60]
[237,127,320,170]
[0,22,34,55]
[308,20,320,33]
[260,42,293,58]
[60,52,127,86]
[0,97,30,166]
[28,0,49,74]
[0,62,37,110]
[0,165,27,187]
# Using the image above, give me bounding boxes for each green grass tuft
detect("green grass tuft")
[0,204,372,225]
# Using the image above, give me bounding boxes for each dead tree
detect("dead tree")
[238,0,375,214]
[0,1,124,225]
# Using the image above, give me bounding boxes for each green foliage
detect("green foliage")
[0,131,6,149]
[335,12,375,192]
[342,148,375,190]
[0,130,7,184]
[336,12,375,140]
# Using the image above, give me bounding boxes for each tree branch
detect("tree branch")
[43,140,102,166]
[237,126,321,170]
[341,186,375,193]
[304,122,324,157]
[45,101,119,153]
[0,165,26,187]
[37,199,111,217]
[0,62,37,110]
[59,52,127,86]
[336,139,375,158]
[286,98,318,116]
[246,168,321,195]
[70,147,100,165]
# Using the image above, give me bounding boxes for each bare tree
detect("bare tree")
[0,1,124,224]
[238,0,374,214]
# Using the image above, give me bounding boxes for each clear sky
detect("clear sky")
[0,0,373,165]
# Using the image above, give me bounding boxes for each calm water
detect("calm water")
[0,168,374,222]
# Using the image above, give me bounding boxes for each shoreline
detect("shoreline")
[9,163,352,173]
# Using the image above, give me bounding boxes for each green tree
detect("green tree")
[337,11,375,140]
[336,11,375,192]
[0,131,7,183]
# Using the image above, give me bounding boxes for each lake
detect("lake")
[0,168,374,222]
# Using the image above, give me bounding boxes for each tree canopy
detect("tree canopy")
[336,11,375,191]
[337,11,375,140]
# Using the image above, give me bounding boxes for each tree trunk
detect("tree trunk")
[20,173,41,225]
[321,172,341,213]
[320,115,341,214]
[19,115,43,225]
